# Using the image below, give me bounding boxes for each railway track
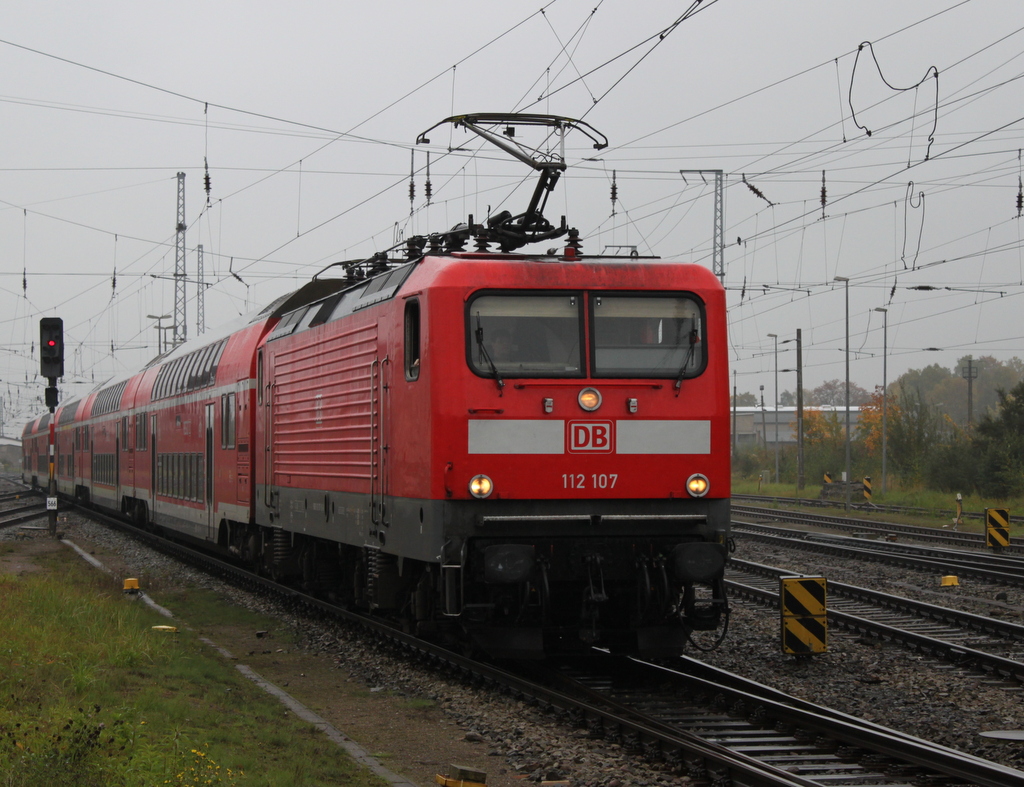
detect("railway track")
[728,558,1024,685]
[0,502,48,530]
[52,502,1024,786]
[0,490,38,504]
[733,493,998,527]
[732,503,1023,554]
[733,519,1024,590]
[535,652,1018,787]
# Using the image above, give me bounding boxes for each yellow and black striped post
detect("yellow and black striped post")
[780,576,827,654]
[862,476,872,502]
[823,472,833,484]
[985,508,1010,550]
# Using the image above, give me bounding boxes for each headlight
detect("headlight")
[578,387,602,411]
[469,474,493,498]
[686,473,709,498]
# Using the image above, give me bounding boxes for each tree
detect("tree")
[896,363,953,403]
[965,355,1024,422]
[856,388,884,456]
[809,379,871,406]
[885,384,946,483]
[732,391,757,406]
[968,380,1024,498]
[780,388,812,407]
[891,356,1024,427]
[802,408,844,452]
[800,407,846,482]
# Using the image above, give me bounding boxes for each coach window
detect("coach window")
[136,413,147,450]
[122,416,130,451]
[221,392,236,449]
[404,299,421,381]
[196,345,215,388]
[466,293,583,378]
[591,294,706,378]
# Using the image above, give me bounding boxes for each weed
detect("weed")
[0,551,389,786]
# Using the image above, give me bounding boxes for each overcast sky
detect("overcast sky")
[2,0,1022,431]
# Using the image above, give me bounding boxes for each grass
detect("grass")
[0,546,389,787]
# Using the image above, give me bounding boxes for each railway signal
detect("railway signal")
[38,316,63,538]
[39,317,64,379]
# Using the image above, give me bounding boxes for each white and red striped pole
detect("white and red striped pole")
[48,406,57,536]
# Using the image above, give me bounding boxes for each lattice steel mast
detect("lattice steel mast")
[679,169,725,282]
[174,172,187,345]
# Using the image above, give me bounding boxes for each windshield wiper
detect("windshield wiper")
[474,314,505,395]
[674,328,700,396]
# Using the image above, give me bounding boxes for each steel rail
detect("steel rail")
[733,502,1022,552]
[734,523,1024,588]
[659,655,1024,787]
[737,518,1024,574]
[733,492,992,525]
[731,557,1024,644]
[0,505,49,529]
[538,649,1024,786]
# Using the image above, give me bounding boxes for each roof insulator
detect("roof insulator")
[564,227,582,256]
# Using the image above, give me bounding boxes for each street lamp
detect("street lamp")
[767,333,779,484]
[759,384,767,453]
[874,307,887,495]
[147,314,172,355]
[834,276,851,512]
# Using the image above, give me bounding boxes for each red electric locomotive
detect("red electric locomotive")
[23,115,731,658]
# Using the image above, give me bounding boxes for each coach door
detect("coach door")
[205,403,216,539]
[115,428,121,512]
[150,414,158,516]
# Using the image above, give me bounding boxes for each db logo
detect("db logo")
[568,421,614,453]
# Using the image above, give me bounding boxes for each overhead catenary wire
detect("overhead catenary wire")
[3,1,1024,415]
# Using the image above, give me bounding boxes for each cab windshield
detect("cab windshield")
[466,291,704,379]
[591,294,703,377]
[468,294,583,377]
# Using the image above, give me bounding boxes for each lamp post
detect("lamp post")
[874,307,887,495]
[148,314,172,355]
[834,276,851,512]
[759,384,767,453]
[767,333,779,484]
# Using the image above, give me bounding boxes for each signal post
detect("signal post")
[39,318,64,537]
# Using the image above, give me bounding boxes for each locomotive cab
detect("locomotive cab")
[421,253,731,658]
